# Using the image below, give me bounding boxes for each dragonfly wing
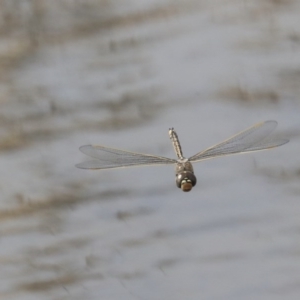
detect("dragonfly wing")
[76,145,177,169]
[189,120,289,162]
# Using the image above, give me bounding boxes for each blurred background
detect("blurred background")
[0,0,299,299]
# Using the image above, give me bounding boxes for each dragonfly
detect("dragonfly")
[76,120,288,192]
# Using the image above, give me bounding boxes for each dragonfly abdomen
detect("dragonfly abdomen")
[169,128,184,160]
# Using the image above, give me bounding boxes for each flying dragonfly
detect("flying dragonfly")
[76,121,288,192]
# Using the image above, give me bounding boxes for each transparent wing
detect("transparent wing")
[189,120,289,162]
[76,145,177,170]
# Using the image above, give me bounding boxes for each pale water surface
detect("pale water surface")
[0,1,299,299]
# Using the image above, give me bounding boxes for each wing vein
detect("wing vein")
[189,120,288,162]
[76,145,176,170]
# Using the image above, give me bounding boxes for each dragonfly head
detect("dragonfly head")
[176,171,197,192]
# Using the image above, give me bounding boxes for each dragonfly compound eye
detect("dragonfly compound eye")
[181,179,193,192]
[176,171,197,192]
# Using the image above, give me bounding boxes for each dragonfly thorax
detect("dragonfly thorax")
[175,161,197,192]
[176,159,194,173]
